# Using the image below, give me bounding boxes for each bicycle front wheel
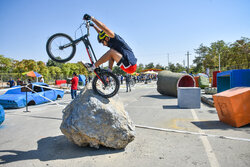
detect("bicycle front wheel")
[92,70,120,98]
[46,33,76,63]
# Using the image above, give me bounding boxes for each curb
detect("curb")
[201,95,214,107]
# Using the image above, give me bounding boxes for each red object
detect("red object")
[213,87,250,127]
[120,64,137,74]
[178,75,195,87]
[194,76,199,87]
[71,76,79,90]
[212,71,221,87]
[55,80,67,85]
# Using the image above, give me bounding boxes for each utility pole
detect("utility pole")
[167,53,169,69]
[217,47,221,71]
[185,51,191,73]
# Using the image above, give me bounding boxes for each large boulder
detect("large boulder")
[60,86,135,149]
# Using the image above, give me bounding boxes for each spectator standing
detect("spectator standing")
[16,78,23,85]
[125,74,131,92]
[28,79,32,84]
[121,75,123,85]
[8,78,15,88]
[71,72,79,99]
[40,76,44,83]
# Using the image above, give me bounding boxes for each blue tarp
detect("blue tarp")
[0,105,4,125]
[78,75,86,86]
[33,72,42,77]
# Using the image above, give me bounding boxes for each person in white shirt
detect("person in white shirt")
[40,76,44,83]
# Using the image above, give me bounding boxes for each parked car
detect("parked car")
[0,105,4,125]
[0,82,64,109]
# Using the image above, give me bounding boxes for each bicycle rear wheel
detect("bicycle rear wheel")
[46,33,76,63]
[92,70,120,98]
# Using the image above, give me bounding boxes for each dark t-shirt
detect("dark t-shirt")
[108,34,137,65]
[125,75,131,83]
[8,80,15,87]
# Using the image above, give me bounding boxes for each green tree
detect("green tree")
[0,55,13,73]
[112,66,126,75]
[77,62,88,76]
[48,66,62,80]
[145,62,154,69]
[69,63,80,76]
[155,63,165,70]
[169,63,176,72]
[61,63,71,78]
[229,37,250,69]
[175,63,186,72]
[37,61,49,80]
[46,58,63,68]
[16,59,38,72]
[193,44,208,73]
[136,63,144,73]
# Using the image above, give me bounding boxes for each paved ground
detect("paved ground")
[0,81,249,167]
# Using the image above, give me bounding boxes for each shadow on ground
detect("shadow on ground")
[192,121,250,133]
[142,95,176,100]
[0,135,123,165]
[162,105,179,109]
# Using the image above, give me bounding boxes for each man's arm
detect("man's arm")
[92,25,102,34]
[91,17,115,38]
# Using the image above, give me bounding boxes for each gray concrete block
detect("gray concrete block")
[178,87,201,109]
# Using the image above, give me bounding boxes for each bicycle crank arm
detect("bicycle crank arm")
[94,69,108,87]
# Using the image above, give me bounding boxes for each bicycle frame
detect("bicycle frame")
[71,35,97,64]
[70,22,108,87]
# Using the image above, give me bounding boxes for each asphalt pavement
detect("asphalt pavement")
[0,81,249,167]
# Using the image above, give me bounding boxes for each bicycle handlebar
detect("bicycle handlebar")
[74,21,92,39]
[85,21,90,36]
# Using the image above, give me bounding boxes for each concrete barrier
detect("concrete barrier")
[157,71,195,97]
[178,87,201,108]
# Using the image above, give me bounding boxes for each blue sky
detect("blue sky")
[0,0,249,67]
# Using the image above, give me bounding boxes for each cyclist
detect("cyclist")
[83,14,137,74]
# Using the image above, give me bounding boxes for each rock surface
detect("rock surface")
[60,86,135,149]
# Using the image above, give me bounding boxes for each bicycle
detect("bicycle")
[46,20,120,98]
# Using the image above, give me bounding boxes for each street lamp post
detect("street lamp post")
[0,63,5,88]
[218,48,221,71]
[219,52,221,71]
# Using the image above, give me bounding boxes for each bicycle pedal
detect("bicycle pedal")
[94,68,101,73]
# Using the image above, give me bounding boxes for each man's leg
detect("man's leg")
[74,90,77,98]
[95,49,122,68]
[71,89,74,99]
[109,58,114,70]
